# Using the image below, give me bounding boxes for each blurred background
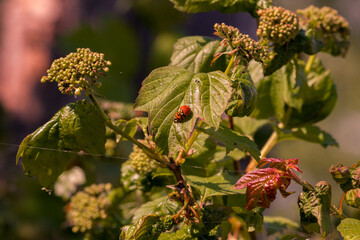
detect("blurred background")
[0,0,359,239]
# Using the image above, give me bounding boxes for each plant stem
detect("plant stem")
[245,130,278,172]
[305,55,316,74]
[228,115,234,129]
[339,192,346,214]
[88,91,166,164]
[224,55,235,76]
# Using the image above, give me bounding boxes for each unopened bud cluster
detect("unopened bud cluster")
[129,140,158,175]
[214,23,268,64]
[41,48,111,96]
[257,7,299,45]
[66,183,112,233]
[297,6,350,39]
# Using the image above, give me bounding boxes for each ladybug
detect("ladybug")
[174,105,192,123]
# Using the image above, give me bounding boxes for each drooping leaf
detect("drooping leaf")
[226,65,257,117]
[115,119,138,141]
[234,168,292,210]
[231,116,269,136]
[276,125,338,148]
[198,125,260,160]
[132,196,180,222]
[249,61,286,120]
[184,171,244,202]
[338,218,360,240]
[16,100,106,189]
[134,66,232,154]
[58,100,106,154]
[170,36,230,73]
[169,0,272,17]
[250,57,337,128]
[283,57,337,128]
[298,181,332,237]
[263,216,300,236]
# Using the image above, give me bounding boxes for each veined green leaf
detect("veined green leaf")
[132,196,180,222]
[338,218,360,240]
[298,181,332,237]
[226,65,257,117]
[198,125,260,160]
[184,171,244,201]
[276,125,338,148]
[16,100,106,189]
[170,36,229,73]
[249,61,286,120]
[170,0,272,16]
[134,66,232,154]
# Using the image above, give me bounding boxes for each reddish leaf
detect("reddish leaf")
[258,158,302,172]
[234,168,294,210]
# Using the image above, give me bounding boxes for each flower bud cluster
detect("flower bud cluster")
[129,140,158,175]
[66,183,112,233]
[257,7,299,45]
[214,23,268,64]
[297,5,350,39]
[41,48,111,96]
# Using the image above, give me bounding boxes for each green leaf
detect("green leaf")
[249,61,285,120]
[232,116,269,136]
[263,216,300,236]
[345,188,360,208]
[134,66,232,154]
[198,125,260,160]
[169,0,271,17]
[133,196,180,222]
[16,100,106,189]
[184,171,244,201]
[58,100,106,154]
[226,66,257,117]
[284,57,337,127]
[276,125,338,148]
[263,31,309,76]
[170,36,229,73]
[115,119,138,141]
[120,214,161,240]
[338,218,360,240]
[298,181,332,237]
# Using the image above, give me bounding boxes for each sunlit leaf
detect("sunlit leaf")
[184,171,243,201]
[198,125,260,160]
[234,168,292,210]
[338,218,360,240]
[134,66,232,154]
[276,125,338,148]
[170,36,229,73]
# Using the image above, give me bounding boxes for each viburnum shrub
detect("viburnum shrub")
[16,1,359,239]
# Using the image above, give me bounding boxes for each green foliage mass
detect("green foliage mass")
[14,1,358,240]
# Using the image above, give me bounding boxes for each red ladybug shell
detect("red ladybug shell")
[174,105,191,123]
[179,105,191,116]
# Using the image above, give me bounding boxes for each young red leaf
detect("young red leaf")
[234,168,293,210]
[258,158,302,173]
